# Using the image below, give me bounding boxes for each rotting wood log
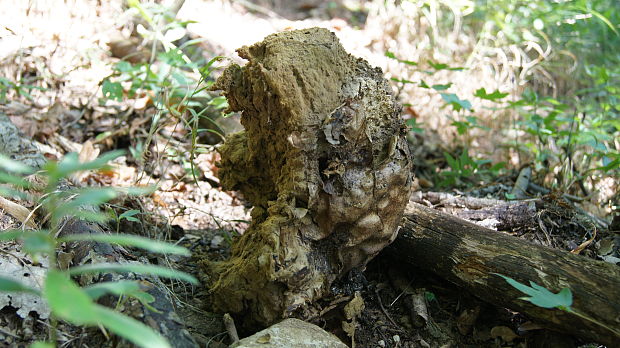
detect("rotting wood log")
[204,27,413,329]
[409,191,538,231]
[0,113,199,348]
[387,201,620,347]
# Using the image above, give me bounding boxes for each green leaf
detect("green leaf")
[0,154,34,174]
[390,77,416,85]
[208,95,229,110]
[44,270,99,325]
[405,118,424,134]
[93,306,170,348]
[84,281,156,311]
[68,263,198,284]
[0,230,54,255]
[494,274,573,310]
[87,280,151,301]
[115,61,135,73]
[52,188,118,220]
[158,50,186,67]
[0,186,30,200]
[385,51,397,59]
[199,56,225,80]
[572,6,619,36]
[44,272,170,348]
[119,209,141,222]
[427,60,464,71]
[0,276,40,294]
[102,79,123,102]
[60,234,190,256]
[44,151,124,186]
[0,172,31,189]
[385,51,418,66]
[451,121,469,135]
[443,152,459,170]
[84,280,142,300]
[23,231,55,255]
[419,80,430,89]
[119,185,157,196]
[440,93,472,111]
[474,88,509,101]
[0,229,27,241]
[489,162,506,174]
[29,342,55,348]
[431,83,453,91]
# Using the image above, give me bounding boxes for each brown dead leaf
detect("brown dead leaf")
[0,196,37,229]
[2,101,31,115]
[107,37,150,64]
[490,325,518,342]
[456,306,480,335]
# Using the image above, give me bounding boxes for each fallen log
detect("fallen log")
[387,202,620,347]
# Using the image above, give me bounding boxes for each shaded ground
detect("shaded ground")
[0,1,616,347]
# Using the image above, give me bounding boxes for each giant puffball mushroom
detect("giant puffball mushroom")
[205,27,413,328]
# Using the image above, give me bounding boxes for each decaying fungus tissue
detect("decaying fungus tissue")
[205,27,412,328]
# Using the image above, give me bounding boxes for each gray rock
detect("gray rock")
[232,318,347,348]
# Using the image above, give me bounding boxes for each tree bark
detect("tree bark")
[387,202,620,347]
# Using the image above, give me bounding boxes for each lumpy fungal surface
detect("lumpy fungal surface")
[204,27,413,328]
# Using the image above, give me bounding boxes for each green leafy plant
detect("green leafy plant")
[495,273,619,335]
[99,0,230,181]
[0,152,197,348]
[0,77,48,102]
[439,148,505,187]
[387,1,619,198]
[494,274,573,310]
[386,52,510,188]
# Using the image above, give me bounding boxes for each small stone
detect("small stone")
[210,235,225,249]
[232,318,347,348]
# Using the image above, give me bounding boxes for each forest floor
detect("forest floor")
[0,1,617,347]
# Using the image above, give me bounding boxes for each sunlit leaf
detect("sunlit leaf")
[23,231,55,255]
[94,306,170,348]
[427,60,464,71]
[474,88,509,101]
[494,273,573,310]
[44,151,124,186]
[0,230,54,255]
[0,154,34,174]
[432,83,453,91]
[84,280,154,305]
[119,209,141,222]
[44,270,99,325]
[0,276,40,294]
[385,51,418,66]
[102,79,123,102]
[390,77,416,85]
[0,229,27,241]
[0,172,31,189]
[440,93,472,111]
[68,263,198,284]
[29,342,55,348]
[60,234,190,256]
[52,188,118,220]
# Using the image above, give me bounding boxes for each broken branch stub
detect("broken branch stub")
[206,27,412,327]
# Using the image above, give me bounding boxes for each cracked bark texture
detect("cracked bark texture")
[205,28,412,328]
